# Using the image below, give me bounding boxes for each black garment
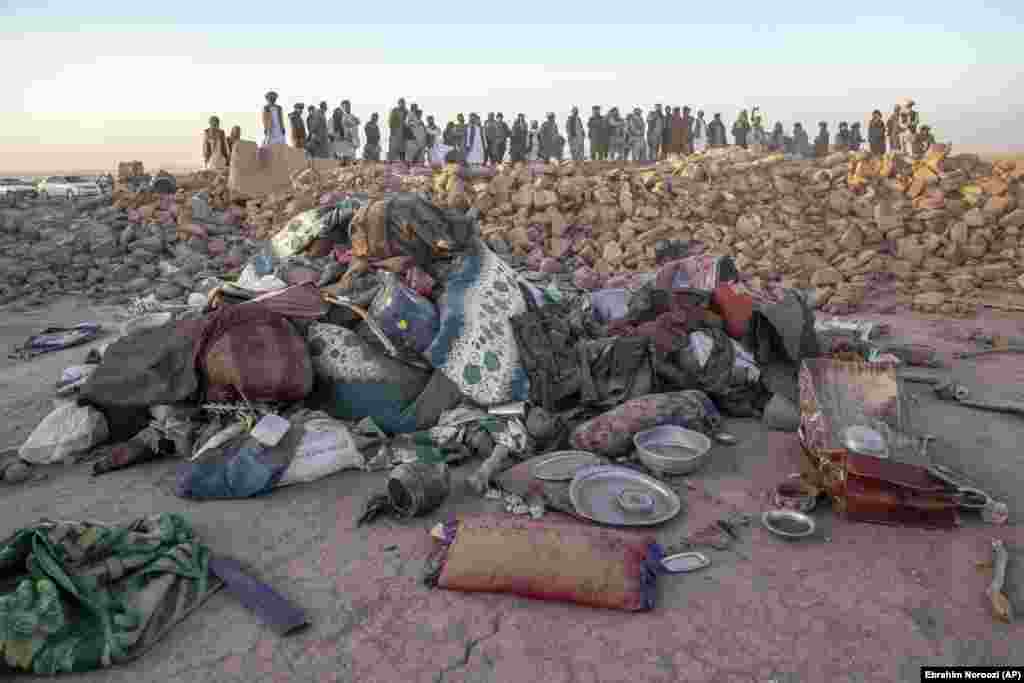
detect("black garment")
[510,121,528,162]
[587,114,607,160]
[509,292,584,411]
[576,337,655,409]
[836,129,851,151]
[868,120,886,155]
[707,119,727,146]
[743,289,820,406]
[365,121,381,146]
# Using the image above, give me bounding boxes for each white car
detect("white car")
[0,177,38,202]
[36,175,102,200]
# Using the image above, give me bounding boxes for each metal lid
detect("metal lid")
[569,465,682,526]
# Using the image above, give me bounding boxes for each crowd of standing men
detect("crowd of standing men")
[201,92,937,169]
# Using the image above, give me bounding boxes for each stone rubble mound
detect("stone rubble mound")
[2,146,1021,315]
[253,147,1024,315]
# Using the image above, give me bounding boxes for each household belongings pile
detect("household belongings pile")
[8,191,1006,629]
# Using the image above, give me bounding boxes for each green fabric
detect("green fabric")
[0,514,220,675]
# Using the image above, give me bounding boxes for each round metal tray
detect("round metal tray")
[530,451,605,482]
[568,465,682,527]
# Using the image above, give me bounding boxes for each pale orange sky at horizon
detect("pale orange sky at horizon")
[4,14,1023,175]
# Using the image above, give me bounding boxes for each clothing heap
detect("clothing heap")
[10,187,826,491]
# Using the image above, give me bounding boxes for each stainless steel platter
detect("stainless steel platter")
[568,465,682,526]
[530,451,606,482]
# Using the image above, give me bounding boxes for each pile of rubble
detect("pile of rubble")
[235,147,1024,317]
[2,147,1021,315]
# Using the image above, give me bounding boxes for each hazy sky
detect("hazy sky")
[2,2,1022,173]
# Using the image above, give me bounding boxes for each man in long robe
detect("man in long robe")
[662,105,673,158]
[646,105,664,160]
[666,107,685,156]
[626,108,646,161]
[364,113,381,161]
[566,107,585,161]
[835,122,851,152]
[814,122,830,157]
[886,105,902,152]
[868,110,886,155]
[388,98,407,161]
[849,122,864,151]
[202,116,230,169]
[426,116,448,165]
[913,125,935,157]
[527,121,541,161]
[510,114,528,163]
[344,102,361,160]
[484,113,499,164]
[792,123,811,158]
[898,100,919,155]
[707,113,727,147]
[330,104,345,158]
[227,125,241,161]
[493,113,511,163]
[732,110,750,148]
[305,105,329,159]
[261,91,287,146]
[606,107,626,160]
[464,113,486,165]
[540,113,560,161]
[319,101,331,152]
[453,114,467,160]
[288,103,306,149]
[692,110,708,153]
[403,107,427,164]
[588,106,607,160]
[680,106,694,155]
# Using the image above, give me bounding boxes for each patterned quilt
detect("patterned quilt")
[0,514,220,675]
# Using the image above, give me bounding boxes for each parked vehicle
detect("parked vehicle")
[0,178,38,203]
[36,175,102,200]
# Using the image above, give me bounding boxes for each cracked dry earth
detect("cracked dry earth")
[2,296,1023,683]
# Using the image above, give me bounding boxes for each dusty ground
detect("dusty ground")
[1,295,1022,683]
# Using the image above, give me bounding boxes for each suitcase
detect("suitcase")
[798,358,960,528]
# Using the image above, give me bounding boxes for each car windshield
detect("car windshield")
[65,176,88,183]
[0,179,18,185]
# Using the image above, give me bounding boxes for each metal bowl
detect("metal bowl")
[634,425,712,476]
[761,509,816,539]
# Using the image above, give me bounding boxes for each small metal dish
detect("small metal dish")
[958,487,992,510]
[761,509,816,539]
[661,551,711,574]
